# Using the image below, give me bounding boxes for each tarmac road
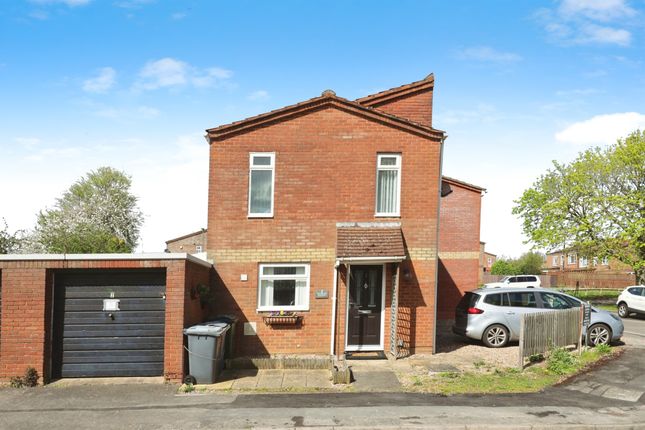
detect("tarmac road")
[0,317,642,429]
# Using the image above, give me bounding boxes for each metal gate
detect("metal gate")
[52,270,166,378]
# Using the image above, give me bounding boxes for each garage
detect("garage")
[52,269,167,378]
[0,253,212,383]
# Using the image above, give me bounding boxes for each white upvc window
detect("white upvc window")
[248,153,275,217]
[579,257,588,268]
[375,153,401,217]
[552,256,559,266]
[195,245,203,253]
[601,256,609,265]
[258,263,310,311]
[568,254,576,265]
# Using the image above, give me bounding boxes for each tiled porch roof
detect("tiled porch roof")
[336,224,406,259]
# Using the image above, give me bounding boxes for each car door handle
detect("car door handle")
[505,311,515,315]
[358,310,372,314]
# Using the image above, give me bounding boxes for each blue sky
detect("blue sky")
[1,0,644,257]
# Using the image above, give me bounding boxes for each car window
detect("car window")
[457,292,480,309]
[508,277,518,283]
[484,293,502,306]
[628,287,642,296]
[508,292,537,308]
[540,292,572,309]
[527,276,537,282]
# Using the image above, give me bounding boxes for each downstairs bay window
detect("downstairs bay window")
[258,264,310,311]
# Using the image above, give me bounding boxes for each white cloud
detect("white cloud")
[82,67,116,93]
[578,24,631,46]
[28,10,49,20]
[135,58,232,91]
[28,0,91,6]
[247,90,269,101]
[456,46,522,63]
[555,112,645,145]
[559,0,636,22]
[535,0,636,46]
[171,12,186,20]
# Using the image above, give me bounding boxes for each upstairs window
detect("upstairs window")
[375,154,401,216]
[568,254,577,265]
[248,153,275,217]
[579,257,588,268]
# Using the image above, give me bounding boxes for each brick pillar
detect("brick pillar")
[0,268,48,382]
[163,261,186,382]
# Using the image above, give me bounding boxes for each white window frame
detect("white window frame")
[195,245,203,253]
[568,254,576,265]
[375,153,402,217]
[579,256,588,268]
[257,263,310,312]
[601,256,609,265]
[248,152,275,218]
[552,256,559,267]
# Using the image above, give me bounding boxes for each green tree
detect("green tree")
[0,218,23,254]
[516,252,545,275]
[35,167,144,253]
[513,130,645,284]
[490,258,518,275]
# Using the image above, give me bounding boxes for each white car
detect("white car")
[617,285,645,318]
[483,275,541,289]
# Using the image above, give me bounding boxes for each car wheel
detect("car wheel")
[482,324,509,348]
[588,324,612,346]
[617,302,629,318]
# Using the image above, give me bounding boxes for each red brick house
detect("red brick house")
[165,229,207,254]
[205,74,480,358]
[437,177,485,321]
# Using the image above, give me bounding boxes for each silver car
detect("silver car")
[452,287,624,348]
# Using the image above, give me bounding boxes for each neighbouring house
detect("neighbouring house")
[479,241,496,283]
[204,74,482,359]
[543,250,630,274]
[165,228,207,254]
[542,249,636,289]
[437,177,485,321]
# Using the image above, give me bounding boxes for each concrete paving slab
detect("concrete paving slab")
[282,370,307,388]
[256,370,283,389]
[351,370,402,392]
[601,386,644,402]
[230,370,259,389]
[305,370,332,388]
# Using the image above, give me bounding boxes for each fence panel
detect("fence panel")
[519,308,581,367]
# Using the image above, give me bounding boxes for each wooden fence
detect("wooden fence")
[482,272,635,289]
[518,308,581,368]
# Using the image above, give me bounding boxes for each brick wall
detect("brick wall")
[208,105,442,356]
[0,257,208,383]
[369,90,433,128]
[166,230,207,254]
[437,180,483,320]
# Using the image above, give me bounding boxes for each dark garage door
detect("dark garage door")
[53,270,166,378]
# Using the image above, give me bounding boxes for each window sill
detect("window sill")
[248,215,274,219]
[374,214,401,218]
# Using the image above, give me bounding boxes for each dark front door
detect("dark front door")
[347,265,383,349]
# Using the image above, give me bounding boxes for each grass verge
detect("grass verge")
[401,345,620,395]
[560,288,621,301]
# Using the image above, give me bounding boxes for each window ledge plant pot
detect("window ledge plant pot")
[263,314,302,325]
